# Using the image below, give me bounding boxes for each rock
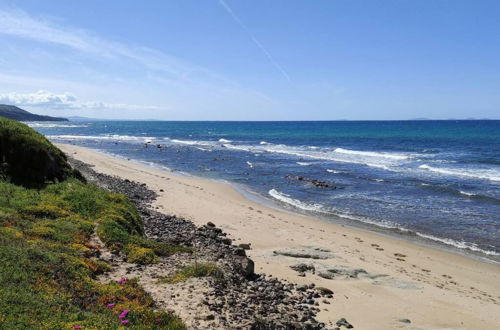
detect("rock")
[206,221,216,227]
[205,314,215,321]
[398,318,411,324]
[159,189,164,192]
[290,263,315,273]
[297,272,306,277]
[238,243,251,250]
[297,284,308,292]
[315,287,333,295]
[336,318,353,329]
[235,256,254,278]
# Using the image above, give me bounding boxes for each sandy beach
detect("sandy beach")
[58,143,500,330]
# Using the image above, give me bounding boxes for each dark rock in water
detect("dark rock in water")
[285,175,336,189]
[336,318,354,328]
[290,263,316,274]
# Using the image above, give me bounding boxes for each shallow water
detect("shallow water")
[32,120,500,259]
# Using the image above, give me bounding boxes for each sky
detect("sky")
[0,0,499,120]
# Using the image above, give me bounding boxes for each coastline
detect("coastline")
[57,143,500,329]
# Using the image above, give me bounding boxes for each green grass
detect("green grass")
[0,178,187,329]
[157,263,222,284]
[0,117,83,187]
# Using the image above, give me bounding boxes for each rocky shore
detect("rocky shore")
[68,157,345,329]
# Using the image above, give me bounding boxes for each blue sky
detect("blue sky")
[0,0,499,120]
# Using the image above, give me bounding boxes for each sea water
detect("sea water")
[31,120,500,260]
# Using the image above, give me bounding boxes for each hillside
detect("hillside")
[0,104,68,121]
[0,118,185,328]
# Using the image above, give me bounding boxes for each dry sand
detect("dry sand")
[58,143,500,330]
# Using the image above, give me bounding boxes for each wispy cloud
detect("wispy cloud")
[0,8,232,85]
[218,0,291,81]
[0,7,279,119]
[0,90,161,111]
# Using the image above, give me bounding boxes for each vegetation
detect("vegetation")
[157,263,222,284]
[0,179,186,329]
[0,120,188,328]
[0,117,83,187]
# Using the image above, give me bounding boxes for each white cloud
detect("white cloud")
[0,90,161,111]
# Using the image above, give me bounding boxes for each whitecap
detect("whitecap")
[334,147,410,160]
[419,164,500,182]
[26,123,88,128]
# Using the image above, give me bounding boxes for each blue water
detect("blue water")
[31,121,500,260]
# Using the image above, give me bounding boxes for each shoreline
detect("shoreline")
[57,143,500,329]
[76,144,500,264]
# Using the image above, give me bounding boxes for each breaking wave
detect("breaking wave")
[419,164,500,182]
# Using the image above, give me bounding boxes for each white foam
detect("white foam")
[334,147,410,160]
[415,232,500,256]
[459,190,476,197]
[296,162,313,166]
[268,189,324,212]
[246,161,254,168]
[419,164,500,182]
[218,138,232,143]
[222,143,251,151]
[26,123,88,128]
[48,134,154,142]
[326,169,346,174]
[260,141,270,145]
[169,139,213,146]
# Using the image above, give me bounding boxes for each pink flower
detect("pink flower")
[117,278,127,284]
[119,309,130,319]
[73,326,82,329]
[121,320,129,325]
[115,242,122,246]
[155,317,162,323]
[107,303,116,308]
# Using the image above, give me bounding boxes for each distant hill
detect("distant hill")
[0,104,68,121]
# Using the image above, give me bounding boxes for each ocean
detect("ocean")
[31,120,500,261]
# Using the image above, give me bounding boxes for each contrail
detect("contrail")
[218,0,291,81]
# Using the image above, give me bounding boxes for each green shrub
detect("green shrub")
[126,245,158,264]
[0,117,84,187]
[158,263,222,284]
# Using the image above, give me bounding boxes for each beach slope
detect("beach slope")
[58,143,500,330]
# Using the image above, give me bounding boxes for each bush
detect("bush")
[0,117,84,187]
[126,245,158,264]
[158,263,222,284]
